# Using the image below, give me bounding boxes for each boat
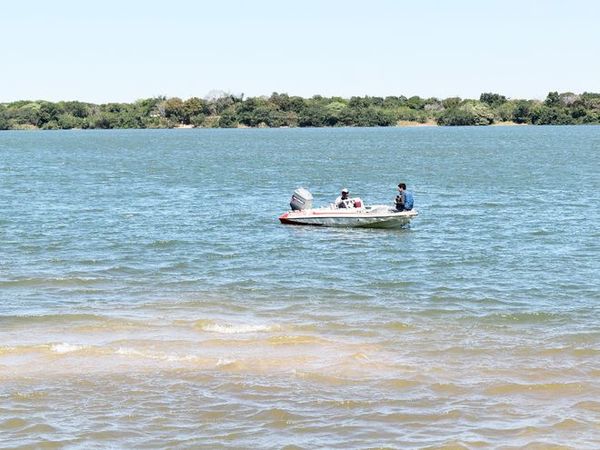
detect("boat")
[278,188,417,229]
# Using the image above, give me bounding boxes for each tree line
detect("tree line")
[1,91,599,130]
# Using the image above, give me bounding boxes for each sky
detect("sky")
[2,0,599,103]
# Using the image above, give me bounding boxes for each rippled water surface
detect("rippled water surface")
[1,127,599,448]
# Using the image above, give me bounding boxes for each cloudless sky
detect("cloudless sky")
[2,0,599,103]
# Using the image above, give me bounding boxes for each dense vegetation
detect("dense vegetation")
[1,91,599,130]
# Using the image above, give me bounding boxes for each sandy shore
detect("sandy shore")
[396,120,438,127]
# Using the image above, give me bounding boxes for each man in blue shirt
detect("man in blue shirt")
[395,183,414,211]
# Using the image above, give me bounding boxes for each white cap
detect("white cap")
[341,188,349,193]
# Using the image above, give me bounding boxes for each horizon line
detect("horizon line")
[2,90,596,105]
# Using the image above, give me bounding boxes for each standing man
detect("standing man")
[395,183,414,211]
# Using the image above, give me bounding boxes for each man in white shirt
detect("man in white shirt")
[335,188,353,208]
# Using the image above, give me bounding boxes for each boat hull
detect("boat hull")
[279,207,417,229]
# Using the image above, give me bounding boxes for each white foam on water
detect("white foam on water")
[165,354,197,362]
[201,322,278,334]
[115,347,198,363]
[0,346,16,355]
[115,347,144,357]
[216,358,237,367]
[50,343,89,354]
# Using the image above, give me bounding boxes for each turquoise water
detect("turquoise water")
[1,127,599,448]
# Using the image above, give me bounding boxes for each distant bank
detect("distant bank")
[1,91,599,130]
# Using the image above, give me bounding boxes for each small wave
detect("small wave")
[430,382,467,395]
[10,391,49,400]
[147,239,181,249]
[250,408,305,426]
[382,321,412,331]
[0,313,118,327]
[320,399,372,409]
[575,400,600,412]
[379,378,421,390]
[529,228,552,236]
[165,354,197,362]
[216,358,239,368]
[115,347,144,357]
[21,423,57,434]
[481,201,504,208]
[0,346,15,355]
[114,347,199,363]
[0,276,104,288]
[485,382,584,396]
[50,343,89,354]
[480,311,564,324]
[1,343,94,356]
[205,323,274,333]
[195,319,278,334]
[552,418,585,430]
[293,370,352,385]
[0,418,28,430]
[267,335,326,345]
[430,441,472,450]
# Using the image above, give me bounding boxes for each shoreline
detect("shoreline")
[9,121,598,131]
[3,92,599,130]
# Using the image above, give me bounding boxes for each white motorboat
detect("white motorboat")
[278,188,417,229]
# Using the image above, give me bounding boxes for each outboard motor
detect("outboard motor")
[290,188,313,211]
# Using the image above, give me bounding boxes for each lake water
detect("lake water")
[1,126,599,448]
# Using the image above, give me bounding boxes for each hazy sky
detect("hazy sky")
[2,0,599,103]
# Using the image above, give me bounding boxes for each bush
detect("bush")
[436,108,478,126]
[461,102,495,125]
[512,101,533,124]
[531,106,574,125]
[218,110,238,128]
[480,92,507,107]
[57,113,84,129]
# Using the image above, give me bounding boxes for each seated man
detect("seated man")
[335,188,354,208]
[395,183,414,211]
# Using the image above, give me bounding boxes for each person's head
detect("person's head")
[341,188,349,198]
[397,183,406,191]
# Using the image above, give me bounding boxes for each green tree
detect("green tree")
[91,112,114,129]
[461,102,495,125]
[182,97,207,124]
[442,97,462,109]
[163,97,185,123]
[581,111,600,123]
[299,105,328,127]
[531,106,574,125]
[395,106,421,122]
[382,96,406,108]
[406,96,425,110]
[480,92,507,107]
[189,114,206,127]
[218,108,238,128]
[348,96,370,109]
[57,113,84,129]
[436,108,477,126]
[209,94,236,115]
[512,100,533,124]
[0,106,8,130]
[570,106,587,120]
[38,102,61,127]
[496,102,516,122]
[269,92,292,111]
[62,101,90,118]
[13,102,41,127]
[545,91,560,107]
[323,101,347,126]
[353,107,395,126]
